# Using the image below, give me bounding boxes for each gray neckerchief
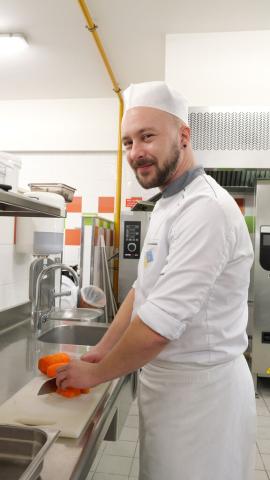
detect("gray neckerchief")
[162,165,205,198]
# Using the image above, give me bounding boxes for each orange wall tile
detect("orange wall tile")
[65,228,81,246]
[66,196,82,213]
[98,196,114,213]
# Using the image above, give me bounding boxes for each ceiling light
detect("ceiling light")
[0,33,28,55]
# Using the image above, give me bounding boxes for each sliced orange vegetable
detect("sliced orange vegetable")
[46,362,69,378]
[38,353,70,375]
[56,387,81,398]
[80,388,91,394]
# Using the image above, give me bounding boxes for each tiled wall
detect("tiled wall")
[0,217,32,312]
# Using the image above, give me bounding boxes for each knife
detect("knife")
[38,378,57,396]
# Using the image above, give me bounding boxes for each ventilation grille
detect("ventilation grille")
[189,111,270,151]
[205,168,270,188]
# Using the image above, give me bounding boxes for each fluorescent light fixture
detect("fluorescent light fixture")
[0,33,28,55]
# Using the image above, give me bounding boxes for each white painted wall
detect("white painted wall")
[166,30,270,106]
[0,98,118,151]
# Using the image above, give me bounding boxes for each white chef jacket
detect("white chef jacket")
[132,173,254,365]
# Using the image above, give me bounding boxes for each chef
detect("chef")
[56,81,256,480]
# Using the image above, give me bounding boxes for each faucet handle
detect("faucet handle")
[53,290,72,298]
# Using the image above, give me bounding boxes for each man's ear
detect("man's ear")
[180,125,191,148]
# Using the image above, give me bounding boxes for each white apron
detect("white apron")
[138,355,256,480]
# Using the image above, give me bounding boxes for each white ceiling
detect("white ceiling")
[0,0,270,100]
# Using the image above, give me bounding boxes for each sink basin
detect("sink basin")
[0,424,58,480]
[47,307,104,322]
[38,323,108,345]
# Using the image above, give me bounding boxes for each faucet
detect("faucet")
[32,263,79,333]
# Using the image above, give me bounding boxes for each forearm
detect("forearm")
[95,316,169,383]
[97,288,135,353]
[56,315,169,389]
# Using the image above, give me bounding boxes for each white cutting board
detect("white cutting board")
[0,376,110,438]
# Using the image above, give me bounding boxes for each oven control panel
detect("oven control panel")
[123,221,141,259]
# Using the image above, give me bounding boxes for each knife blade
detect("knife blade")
[37,378,57,396]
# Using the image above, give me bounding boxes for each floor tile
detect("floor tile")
[104,441,137,457]
[129,405,139,416]
[134,443,139,458]
[86,472,94,480]
[261,453,270,470]
[125,416,139,428]
[255,471,269,480]
[96,455,133,476]
[257,439,270,454]
[119,427,139,442]
[129,459,139,478]
[90,451,103,472]
[93,474,129,480]
[257,427,270,439]
[257,416,270,427]
[256,452,265,470]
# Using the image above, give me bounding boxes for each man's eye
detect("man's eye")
[123,141,132,149]
[143,134,153,141]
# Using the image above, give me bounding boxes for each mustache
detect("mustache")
[132,158,155,169]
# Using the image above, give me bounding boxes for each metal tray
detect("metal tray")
[28,183,76,203]
[0,424,58,480]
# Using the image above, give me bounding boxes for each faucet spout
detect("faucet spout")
[33,263,79,333]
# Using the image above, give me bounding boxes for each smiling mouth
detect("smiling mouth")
[136,163,154,174]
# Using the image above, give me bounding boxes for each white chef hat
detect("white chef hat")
[123,81,189,125]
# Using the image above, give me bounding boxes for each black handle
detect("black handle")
[0,184,12,192]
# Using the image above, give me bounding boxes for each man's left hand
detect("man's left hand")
[56,360,100,390]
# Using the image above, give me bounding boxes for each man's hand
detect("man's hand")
[56,360,101,390]
[80,346,106,363]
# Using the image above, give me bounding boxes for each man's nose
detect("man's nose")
[128,141,145,163]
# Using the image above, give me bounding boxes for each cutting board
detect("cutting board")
[0,376,111,438]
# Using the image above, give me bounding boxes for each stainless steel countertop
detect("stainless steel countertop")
[0,317,126,480]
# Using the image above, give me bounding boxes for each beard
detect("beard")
[133,144,180,189]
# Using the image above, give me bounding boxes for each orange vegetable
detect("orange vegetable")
[80,388,91,394]
[56,387,81,398]
[38,353,70,375]
[46,362,69,378]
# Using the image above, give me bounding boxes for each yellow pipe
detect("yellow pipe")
[77,0,124,302]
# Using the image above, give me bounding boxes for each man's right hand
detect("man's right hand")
[80,346,107,363]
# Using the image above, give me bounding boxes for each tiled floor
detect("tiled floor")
[87,378,270,480]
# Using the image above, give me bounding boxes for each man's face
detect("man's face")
[122,107,181,189]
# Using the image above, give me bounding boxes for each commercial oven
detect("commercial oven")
[118,210,151,303]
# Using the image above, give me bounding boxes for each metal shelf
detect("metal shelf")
[0,190,66,217]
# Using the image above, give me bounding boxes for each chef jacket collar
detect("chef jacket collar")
[162,165,205,198]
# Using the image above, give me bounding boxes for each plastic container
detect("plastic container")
[0,152,21,192]
[28,183,76,203]
[16,192,65,255]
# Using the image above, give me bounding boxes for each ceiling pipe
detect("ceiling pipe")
[77,0,124,302]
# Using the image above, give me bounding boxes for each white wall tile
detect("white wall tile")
[0,218,14,245]
[66,213,82,229]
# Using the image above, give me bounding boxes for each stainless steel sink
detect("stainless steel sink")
[38,322,108,345]
[0,424,58,480]
[47,307,104,322]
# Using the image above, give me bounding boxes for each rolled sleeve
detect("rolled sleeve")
[138,300,187,340]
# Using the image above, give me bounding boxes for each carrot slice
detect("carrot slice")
[38,353,70,375]
[56,387,81,398]
[80,388,91,394]
[46,362,69,378]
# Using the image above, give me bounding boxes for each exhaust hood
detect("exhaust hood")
[0,188,66,217]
